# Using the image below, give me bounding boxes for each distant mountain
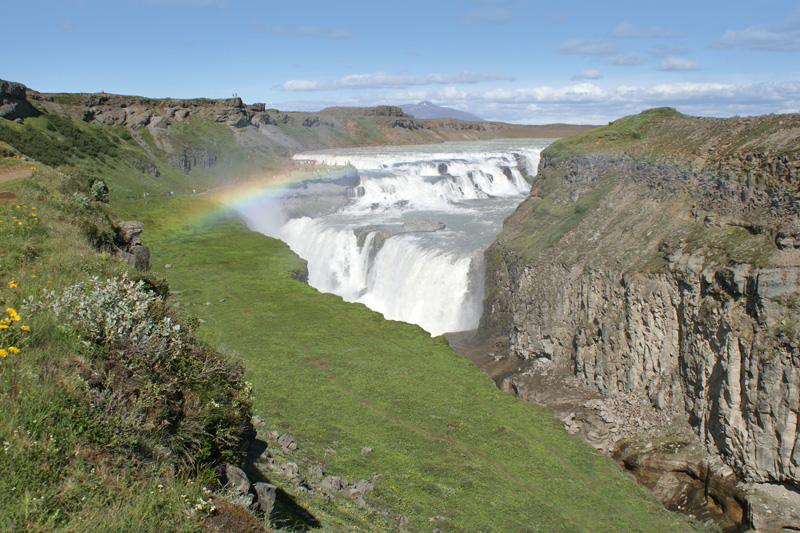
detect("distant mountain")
[400,101,484,122]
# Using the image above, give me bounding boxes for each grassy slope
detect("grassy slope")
[115,193,700,532]
[493,108,781,270]
[0,164,222,532]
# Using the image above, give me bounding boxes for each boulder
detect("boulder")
[253,482,277,515]
[224,463,251,495]
[281,461,299,479]
[349,479,375,497]
[115,221,151,271]
[277,432,297,451]
[320,476,347,492]
[117,221,143,247]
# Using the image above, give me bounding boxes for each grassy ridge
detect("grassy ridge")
[116,193,702,531]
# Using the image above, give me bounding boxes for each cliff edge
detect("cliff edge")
[477,108,800,531]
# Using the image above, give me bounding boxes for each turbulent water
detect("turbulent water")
[238,139,554,336]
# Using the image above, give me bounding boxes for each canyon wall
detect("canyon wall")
[479,109,800,530]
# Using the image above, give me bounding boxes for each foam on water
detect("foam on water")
[240,138,554,335]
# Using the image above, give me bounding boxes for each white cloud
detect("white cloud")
[610,20,661,39]
[272,80,800,125]
[712,9,800,51]
[656,57,701,72]
[281,71,515,91]
[572,69,603,81]
[556,39,641,66]
[557,38,618,56]
[301,81,800,124]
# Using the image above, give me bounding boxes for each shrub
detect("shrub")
[90,179,110,203]
[28,275,252,471]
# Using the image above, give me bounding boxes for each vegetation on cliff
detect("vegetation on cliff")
[490,107,798,271]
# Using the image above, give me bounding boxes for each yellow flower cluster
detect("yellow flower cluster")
[0,301,31,358]
[0,204,38,231]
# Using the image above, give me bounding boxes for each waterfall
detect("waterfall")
[239,138,554,336]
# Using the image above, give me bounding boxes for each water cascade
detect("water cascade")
[237,139,554,336]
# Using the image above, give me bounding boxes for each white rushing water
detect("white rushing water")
[237,138,554,336]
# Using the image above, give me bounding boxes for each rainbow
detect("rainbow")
[179,165,347,227]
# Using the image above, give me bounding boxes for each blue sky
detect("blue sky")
[3,0,800,123]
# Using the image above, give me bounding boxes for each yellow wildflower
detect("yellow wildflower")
[31,275,36,278]
[20,325,30,332]
[8,347,18,354]
[7,281,17,288]
[0,349,7,358]
[0,325,8,330]
[6,308,16,316]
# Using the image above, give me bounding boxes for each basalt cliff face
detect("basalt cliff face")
[477,109,800,531]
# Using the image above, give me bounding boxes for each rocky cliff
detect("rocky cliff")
[0,80,39,121]
[477,108,800,530]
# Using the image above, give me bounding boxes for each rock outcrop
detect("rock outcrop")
[477,109,800,530]
[115,221,151,271]
[0,80,39,121]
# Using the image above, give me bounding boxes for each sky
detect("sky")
[3,0,800,124]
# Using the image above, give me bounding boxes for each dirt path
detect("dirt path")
[0,164,33,185]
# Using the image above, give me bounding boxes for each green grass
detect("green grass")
[0,114,121,168]
[547,108,689,158]
[0,168,248,531]
[114,193,702,532]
